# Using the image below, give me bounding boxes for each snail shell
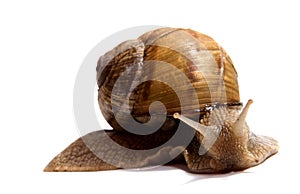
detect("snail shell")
[97,27,240,132]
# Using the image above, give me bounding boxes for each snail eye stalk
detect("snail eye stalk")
[232,99,253,137]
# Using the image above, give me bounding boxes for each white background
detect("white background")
[0,0,299,193]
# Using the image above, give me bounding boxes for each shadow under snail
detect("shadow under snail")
[44,27,279,173]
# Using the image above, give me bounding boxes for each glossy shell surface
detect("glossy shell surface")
[96,27,240,131]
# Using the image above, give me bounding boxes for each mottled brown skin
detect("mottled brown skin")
[44,129,181,172]
[180,101,279,173]
[44,102,278,173]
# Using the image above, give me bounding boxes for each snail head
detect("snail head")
[173,99,278,171]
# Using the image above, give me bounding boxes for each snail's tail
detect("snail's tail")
[44,130,119,172]
[44,129,182,172]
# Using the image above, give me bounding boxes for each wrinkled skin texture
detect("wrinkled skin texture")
[44,104,278,173]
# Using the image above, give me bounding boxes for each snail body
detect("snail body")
[45,27,278,173]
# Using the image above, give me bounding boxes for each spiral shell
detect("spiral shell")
[96,27,240,131]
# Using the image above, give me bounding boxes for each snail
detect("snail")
[44,27,278,173]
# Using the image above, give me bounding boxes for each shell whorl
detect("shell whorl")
[97,27,240,131]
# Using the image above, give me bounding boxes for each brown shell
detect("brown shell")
[96,27,240,131]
